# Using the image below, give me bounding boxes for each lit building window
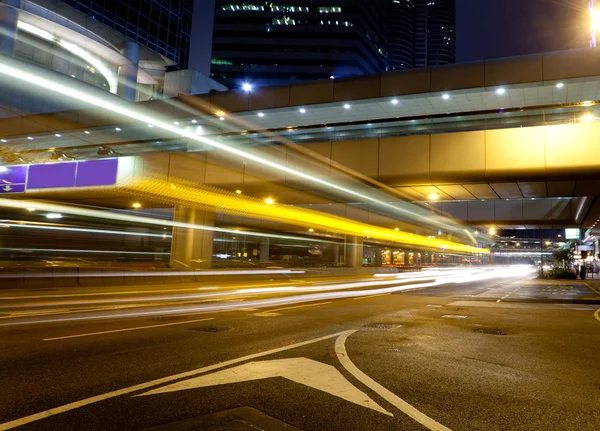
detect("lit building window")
[270,5,310,12]
[272,16,296,25]
[319,6,342,13]
[223,4,265,11]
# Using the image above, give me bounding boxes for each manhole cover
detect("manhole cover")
[148,316,184,322]
[188,326,229,333]
[475,328,507,336]
[363,323,403,329]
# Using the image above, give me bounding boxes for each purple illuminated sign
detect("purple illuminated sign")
[0,165,27,193]
[75,159,118,187]
[27,162,76,189]
[1,159,120,191]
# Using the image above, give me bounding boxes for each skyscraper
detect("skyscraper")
[57,0,194,69]
[210,0,388,88]
[388,0,456,71]
[388,0,415,70]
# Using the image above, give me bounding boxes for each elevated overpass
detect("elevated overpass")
[2,48,600,266]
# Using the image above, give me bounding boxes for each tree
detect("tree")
[553,243,575,269]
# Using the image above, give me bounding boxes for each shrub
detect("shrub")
[546,268,577,280]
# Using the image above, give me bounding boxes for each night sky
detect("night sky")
[457,0,590,62]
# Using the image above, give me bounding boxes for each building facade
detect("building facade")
[388,0,456,71]
[56,0,193,69]
[0,0,223,117]
[210,0,389,88]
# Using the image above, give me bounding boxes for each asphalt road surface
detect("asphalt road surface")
[1,268,600,430]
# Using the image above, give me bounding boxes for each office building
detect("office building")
[388,0,456,71]
[57,0,193,69]
[210,0,388,88]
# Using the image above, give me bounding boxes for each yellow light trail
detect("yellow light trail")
[123,177,488,253]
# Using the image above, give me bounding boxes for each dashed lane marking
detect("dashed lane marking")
[43,317,215,341]
[441,315,467,319]
[0,330,350,430]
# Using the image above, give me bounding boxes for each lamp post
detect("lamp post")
[591,0,598,48]
[540,230,544,278]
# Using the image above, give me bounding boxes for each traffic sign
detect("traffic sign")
[0,165,27,194]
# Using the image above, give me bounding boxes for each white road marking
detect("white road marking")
[335,330,452,431]
[352,293,391,300]
[43,317,216,341]
[427,305,442,308]
[595,308,600,322]
[253,301,331,317]
[140,357,392,416]
[441,315,467,319]
[0,330,349,430]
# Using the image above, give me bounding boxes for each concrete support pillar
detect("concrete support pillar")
[344,236,363,268]
[170,207,214,269]
[332,243,340,265]
[117,40,140,102]
[404,251,409,265]
[374,247,383,267]
[259,237,270,262]
[0,0,20,56]
[414,252,420,265]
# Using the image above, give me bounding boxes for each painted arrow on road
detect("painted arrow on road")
[140,357,392,416]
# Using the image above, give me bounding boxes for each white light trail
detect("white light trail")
[0,221,172,238]
[0,197,340,245]
[0,56,469,238]
[0,247,168,255]
[0,266,536,327]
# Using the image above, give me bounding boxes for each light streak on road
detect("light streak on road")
[0,266,536,327]
[0,269,305,279]
[0,275,436,310]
